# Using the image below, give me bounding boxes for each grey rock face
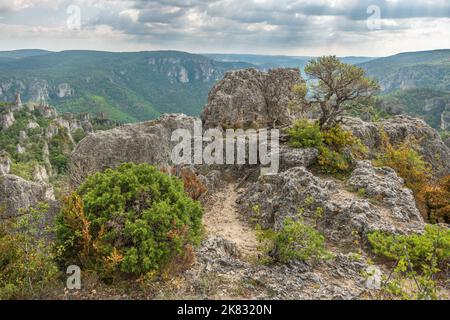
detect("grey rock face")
[70,114,196,186]
[348,161,423,226]
[237,162,424,244]
[0,152,11,175]
[279,146,319,172]
[57,83,73,98]
[193,236,368,299]
[343,116,450,177]
[1,111,15,130]
[27,120,40,130]
[45,123,59,139]
[320,161,424,243]
[33,164,49,184]
[36,103,58,119]
[19,130,28,142]
[201,68,305,129]
[28,79,49,102]
[0,174,55,219]
[11,93,23,111]
[16,144,26,154]
[237,166,335,230]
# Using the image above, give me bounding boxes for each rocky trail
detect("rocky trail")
[203,184,258,260]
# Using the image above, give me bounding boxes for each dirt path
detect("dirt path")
[203,184,258,260]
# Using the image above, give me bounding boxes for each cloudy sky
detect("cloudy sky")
[0,0,449,56]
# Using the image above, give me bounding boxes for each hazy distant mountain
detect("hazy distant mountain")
[0,49,52,62]
[204,53,375,71]
[359,49,450,130]
[0,50,255,122]
[359,49,450,92]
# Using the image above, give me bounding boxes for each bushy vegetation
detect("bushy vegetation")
[371,130,450,223]
[160,167,207,201]
[418,176,450,223]
[55,163,203,277]
[10,161,38,181]
[374,132,431,194]
[0,205,59,299]
[256,217,331,265]
[287,119,366,175]
[72,129,87,144]
[368,225,450,300]
[287,119,323,148]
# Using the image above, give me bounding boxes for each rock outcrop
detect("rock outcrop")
[1,110,15,130]
[11,93,23,111]
[36,103,58,119]
[0,152,11,175]
[343,116,450,177]
[70,114,196,186]
[201,68,305,129]
[33,164,50,184]
[0,174,56,220]
[237,162,425,245]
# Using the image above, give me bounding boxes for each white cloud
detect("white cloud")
[0,0,448,55]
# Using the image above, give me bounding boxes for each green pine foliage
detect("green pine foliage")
[256,218,331,265]
[0,205,59,299]
[287,119,323,148]
[287,119,367,175]
[55,163,204,276]
[368,225,450,299]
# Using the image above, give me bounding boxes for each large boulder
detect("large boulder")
[237,166,334,230]
[343,116,450,177]
[201,68,305,129]
[0,174,56,220]
[237,162,424,245]
[70,114,196,186]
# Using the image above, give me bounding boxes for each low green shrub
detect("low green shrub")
[72,129,87,144]
[0,205,59,299]
[287,120,366,175]
[318,125,367,175]
[10,161,38,181]
[56,163,203,277]
[368,225,450,300]
[256,218,331,265]
[287,119,323,148]
[374,134,431,194]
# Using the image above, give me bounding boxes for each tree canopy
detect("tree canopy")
[302,56,380,129]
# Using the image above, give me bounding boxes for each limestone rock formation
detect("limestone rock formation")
[0,174,56,220]
[0,152,11,175]
[36,103,58,119]
[237,163,425,244]
[348,161,423,226]
[343,116,450,177]
[57,83,73,98]
[33,164,50,184]
[278,146,319,172]
[11,93,23,111]
[201,68,305,129]
[26,120,40,130]
[1,110,15,130]
[19,130,28,142]
[70,114,196,186]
